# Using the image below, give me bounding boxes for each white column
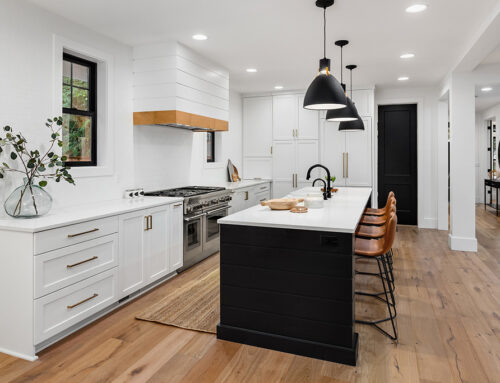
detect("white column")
[448,73,477,251]
[437,99,449,231]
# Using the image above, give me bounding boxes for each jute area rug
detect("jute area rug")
[136,268,219,334]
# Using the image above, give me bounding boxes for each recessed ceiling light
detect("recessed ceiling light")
[398,76,410,81]
[192,34,208,41]
[400,53,415,59]
[406,4,427,13]
[246,68,257,73]
[274,85,284,90]
[482,87,493,92]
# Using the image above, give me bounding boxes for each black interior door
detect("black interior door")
[378,104,418,225]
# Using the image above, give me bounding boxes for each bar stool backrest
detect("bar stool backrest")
[382,212,398,254]
[384,200,396,219]
[384,192,395,210]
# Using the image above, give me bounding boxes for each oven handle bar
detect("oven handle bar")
[206,206,231,215]
[184,213,207,222]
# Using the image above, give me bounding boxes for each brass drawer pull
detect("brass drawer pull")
[174,203,183,207]
[67,256,98,269]
[67,228,99,238]
[67,293,98,309]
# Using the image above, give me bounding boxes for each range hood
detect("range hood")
[133,110,228,132]
[133,42,229,132]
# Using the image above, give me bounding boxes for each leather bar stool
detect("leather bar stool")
[364,191,395,216]
[354,212,398,341]
[356,203,396,239]
[359,196,396,226]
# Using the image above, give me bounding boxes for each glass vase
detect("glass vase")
[4,178,53,218]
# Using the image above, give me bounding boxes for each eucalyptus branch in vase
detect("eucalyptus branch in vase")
[0,117,75,217]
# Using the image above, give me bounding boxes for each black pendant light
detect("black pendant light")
[339,64,365,131]
[326,40,359,122]
[303,0,347,110]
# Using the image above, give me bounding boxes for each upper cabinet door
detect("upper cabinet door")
[298,95,319,140]
[351,90,374,117]
[345,117,372,187]
[273,95,298,141]
[243,97,273,157]
[272,140,296,181]
[145,206,169,283]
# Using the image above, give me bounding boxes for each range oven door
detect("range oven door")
[203,205,229,257]
[182,212,205,271]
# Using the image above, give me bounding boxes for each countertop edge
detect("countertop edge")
[0,197,184,233]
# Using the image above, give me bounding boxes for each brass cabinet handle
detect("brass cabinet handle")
[149,215,153,230]
[245,191,249,201]
[346,153,349,178]
[144,216,149,231]
[67,256,98,269]
[342,153,346,178]
[67,228,99,238]
[67,293,98,309]
[174,203,183,207]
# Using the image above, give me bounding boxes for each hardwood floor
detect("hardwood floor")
[1,206,499,382]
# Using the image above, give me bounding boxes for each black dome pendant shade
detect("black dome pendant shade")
[326,40,358,122]
[303,1,347,110]
[338,64,365,131]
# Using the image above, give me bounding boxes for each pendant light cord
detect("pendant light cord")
[340,46,343,85]
[350,68,353,99]
[323,7,326,59]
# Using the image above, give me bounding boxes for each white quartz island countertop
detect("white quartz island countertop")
[0,196,183,233]
[218,187,372,233]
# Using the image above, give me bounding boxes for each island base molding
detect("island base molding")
[217,324,358,366]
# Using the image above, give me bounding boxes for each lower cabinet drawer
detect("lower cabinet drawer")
[34,268,118,344]
[34,216,119,255]
[34,234,118,298]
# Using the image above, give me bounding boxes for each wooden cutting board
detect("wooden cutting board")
[260,198,304,210]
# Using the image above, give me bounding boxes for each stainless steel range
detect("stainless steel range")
[144,186,232,271]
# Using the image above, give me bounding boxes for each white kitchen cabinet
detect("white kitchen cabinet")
[118,210,147,297]
[272,140,319,198]
[144,206,169,284]
[321,117,372,187]
[273,95,298,140]
[243,96,273,157]
[228,182,272,214]
[298,95,319,140]
[273,94,319,141]
[169,202,184,271]
[351,89,374,116]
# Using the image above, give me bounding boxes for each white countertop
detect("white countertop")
[0,196,183,233]
[207,179,272,191]
[218,187,372,233]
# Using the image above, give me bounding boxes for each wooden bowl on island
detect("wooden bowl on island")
[261,198,304,210]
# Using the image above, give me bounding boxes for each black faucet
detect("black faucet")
[306,164,332,198]
[312,178,328,200]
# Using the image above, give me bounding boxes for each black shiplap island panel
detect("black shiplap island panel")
[217,224,358,366]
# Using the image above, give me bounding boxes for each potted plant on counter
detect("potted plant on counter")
[0,117,75,218]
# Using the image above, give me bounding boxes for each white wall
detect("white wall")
[134,90,243,190]
[0,0,134,213]
[375,86,440,229]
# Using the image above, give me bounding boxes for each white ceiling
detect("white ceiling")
[29,0,499,94]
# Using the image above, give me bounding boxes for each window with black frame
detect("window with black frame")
[62,53,97,166]
[207,132,215,163]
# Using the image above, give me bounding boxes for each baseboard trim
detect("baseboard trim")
[0,347,38,362]
[448,234,478,252]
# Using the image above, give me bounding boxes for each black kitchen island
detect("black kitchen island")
[216,187,372,366]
